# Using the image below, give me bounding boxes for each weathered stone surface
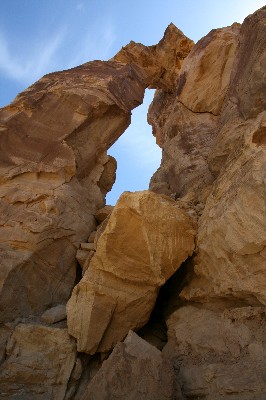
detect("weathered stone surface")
[179,9,266,306]
[164,305,266,399]
[0,6,265,398]
[148,22,241,203]
[87,230,96,243]
[76,249,91,268]
[146,9,266,400]
[0,324,76,399]
[113,23,194,91]
[95,205,114,223]
[149,90,218,202]
[81,331,179,400]
[41,304,66,324]
[0,60,144,322]
[181,119,266,305]
[80,243,96,251]
[228,6,266,120]
[67,191,196,354]
[149,8,266,308]
[178,24,240,115]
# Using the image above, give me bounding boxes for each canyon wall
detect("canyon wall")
[0,6,265,400]
[148,7,266,398]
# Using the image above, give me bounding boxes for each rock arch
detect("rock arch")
[0,24,193,321]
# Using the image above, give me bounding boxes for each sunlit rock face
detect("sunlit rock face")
[148,7,266,307]
[148,23,241,202]
[146,6,266,399]
[0,25,193,322]
[67,190,196,354]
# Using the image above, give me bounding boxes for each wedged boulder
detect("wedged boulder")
[0,324,76,400]
[67,191,196,354]
[81,331,179,400]
[164,305,266,399]
[94,205,114,223]
[41,304,67,324]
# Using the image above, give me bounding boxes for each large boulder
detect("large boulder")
[67,191,196,354]
[81,331,179,400]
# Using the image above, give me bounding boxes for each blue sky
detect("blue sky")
[0,0,264,204]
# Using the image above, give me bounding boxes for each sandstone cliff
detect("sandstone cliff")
[0,6,265,400]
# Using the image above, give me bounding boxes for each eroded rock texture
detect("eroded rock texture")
[67,191,195,354]
[164,306,266,399]
[81,331,178,400]
[0,23,195,399]
[0,324,76,399]
[0,24,192,322]
[147,6,266,399]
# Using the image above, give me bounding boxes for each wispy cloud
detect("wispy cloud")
[0,29,66,85]
[66,21,116,69]
[0,17,116,87]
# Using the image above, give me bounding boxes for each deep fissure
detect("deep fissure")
[137,257,194,350]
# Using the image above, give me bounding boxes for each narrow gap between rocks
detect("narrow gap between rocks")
[106,89,161,205]
[137,256,194,350]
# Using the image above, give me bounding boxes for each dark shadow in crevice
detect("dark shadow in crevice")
[74,260,83,287]
[137,256,194,350]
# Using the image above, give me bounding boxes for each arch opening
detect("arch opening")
[105,89,161,205]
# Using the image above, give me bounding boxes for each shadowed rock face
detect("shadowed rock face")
[0,25,193,322]
[81,331,178,400]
